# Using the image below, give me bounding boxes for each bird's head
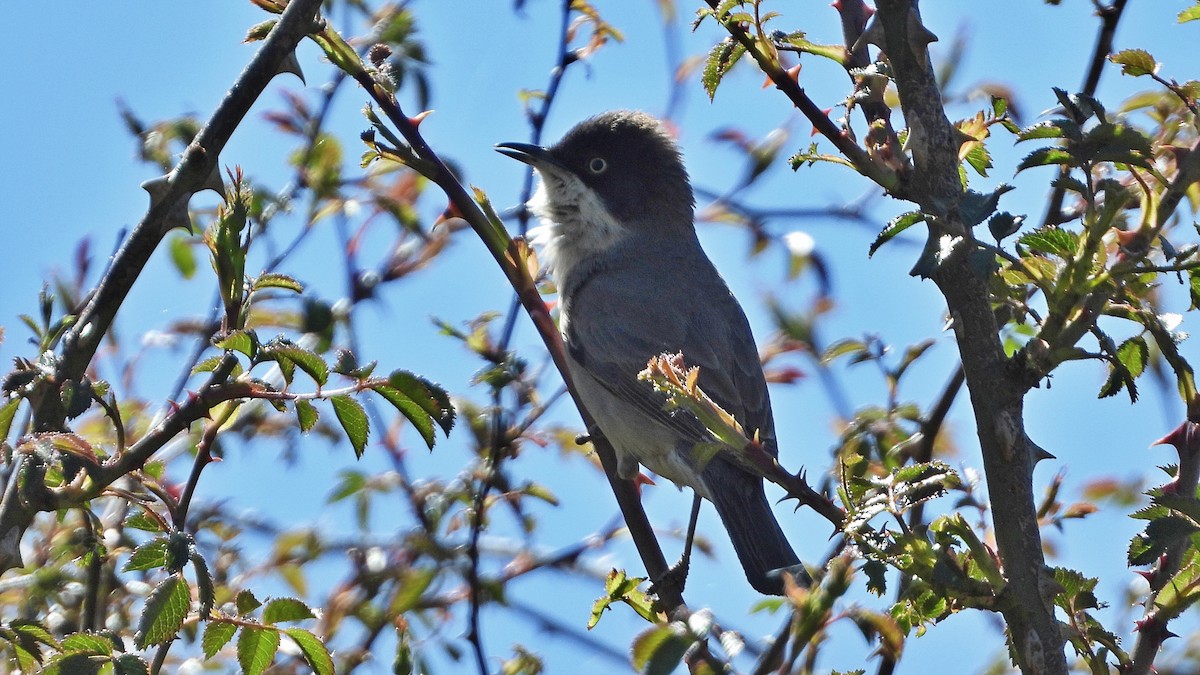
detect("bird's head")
[496,111,695,244]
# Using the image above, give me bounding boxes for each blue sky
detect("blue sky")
[2,1,1199,672]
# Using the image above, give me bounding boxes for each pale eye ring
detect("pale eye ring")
[588,157,607,174]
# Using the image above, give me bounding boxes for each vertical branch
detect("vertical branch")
[872,2,1068,673]
[1041,0,1129,226]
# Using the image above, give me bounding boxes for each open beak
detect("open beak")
[495,142,559,169]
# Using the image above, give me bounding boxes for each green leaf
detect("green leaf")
[1019,226,1077,258]
[168,233,197,280]
[135,575,190,648]
[310,25,368,77]
[1016,147,1075,172]
[284,628,334,675]
[262,598,315,624]
[192,550,215,618]
[295,399,318,433]
[60,631,116,655]
[113,653,150,675]
[124,511,165,533]
[701,38,746,101]
[1181,4,1200,22]
[1109,49,1158,77]
[202,621,237,659]
[251,273,305,294]
[869,211,926,257]
[821,338,870,365]
[631,623,692,675]
[264,345,329,386]
[1189,269,1200,310]
[1117,337,1149,379]
[589,569,656,630]
[1016,119,1081,142]
[386,370,456,436]
[214,330,257,359]
[245,19,277,42]
[123,538,169,572]
[776,30,847,63]
[0,399,21,443]
[331,395,369,458]
[237,625,280,675]
[236,589,262,615]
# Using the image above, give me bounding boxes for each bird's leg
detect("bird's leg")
[652,493,702,597]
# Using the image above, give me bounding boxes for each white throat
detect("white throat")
[526,172,625,292]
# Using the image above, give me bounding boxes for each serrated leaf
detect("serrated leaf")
[295,399,318,433]
[702,38,746,101]
[252,273,304,294]
[1117,337,1149,379]
[331,395,369,458]
[1016,147,1075,172]
[1016,119,1080,142]
[202,621,237,659]
[237,625,280,675]
[631,624,692,675]
[135,575,190,648]
[284,628,334,675]
[1182,5,1200,22]
[265,346,329,386]
[113,653,149,675]
[236,589,262,615]
[1019,226,1076,258]
[262,598,315,624]
[869,211,925,257]
[192,550,215,618]
[214,330,256,358]
[124,511,165,533]
[1109,49,1158,77]
[385,370,455,435]
[123,538,169,572]
[60,632,116,655]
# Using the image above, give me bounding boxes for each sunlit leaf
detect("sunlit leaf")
[331,395,369,458]
[284,628,334,675]
[1109,49,1158,77]
[237,625,280,675]
[262,598,315,624]
[135,575,190,648]
[202,622,237,659]
[870,211,926,257]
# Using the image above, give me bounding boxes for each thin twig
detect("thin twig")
[1042,0,1129,226]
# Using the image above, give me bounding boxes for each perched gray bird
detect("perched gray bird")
[497,110,806,595]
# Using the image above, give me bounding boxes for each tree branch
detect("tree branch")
[872,2,1068,672]
[1042,0,1129,226]
[0,0,323,574]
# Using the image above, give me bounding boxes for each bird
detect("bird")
[496,110,807,595]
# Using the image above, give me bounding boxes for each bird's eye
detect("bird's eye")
[588,157,607,174]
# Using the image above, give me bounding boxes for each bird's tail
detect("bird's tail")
[703,456,807,595]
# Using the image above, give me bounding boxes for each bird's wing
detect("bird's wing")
[564,257,776,455]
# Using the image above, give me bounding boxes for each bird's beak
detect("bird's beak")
[495,142,559,170]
